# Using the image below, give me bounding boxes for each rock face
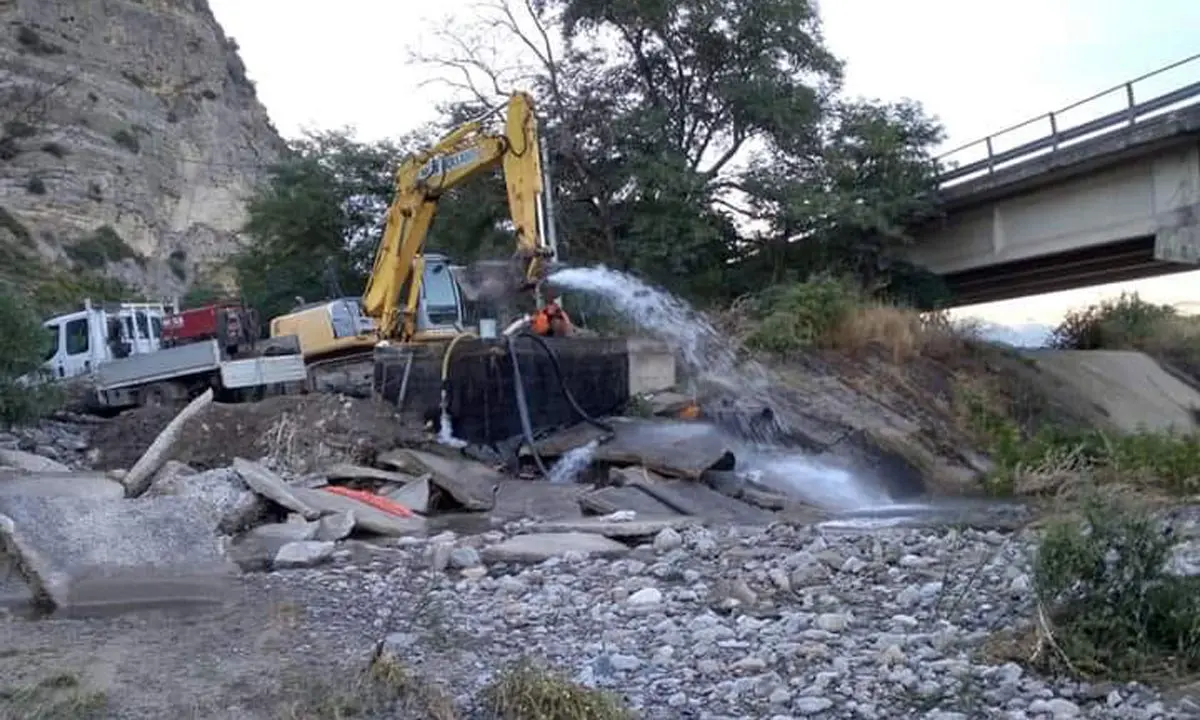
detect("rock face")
[0,0,287,295]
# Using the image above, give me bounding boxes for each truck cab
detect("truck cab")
[42,302,170,380]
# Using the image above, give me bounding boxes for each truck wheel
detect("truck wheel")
[138,382,183,409]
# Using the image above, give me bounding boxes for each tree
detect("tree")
[737,98,947,301]
[415,0,838,288]
[0,285,58,426]
[233,129,408,322]
[414,0,946,304]
[234,122,542,322]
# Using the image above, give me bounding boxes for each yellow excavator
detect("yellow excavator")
[267,91,560,389]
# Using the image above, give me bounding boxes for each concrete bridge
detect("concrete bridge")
[906,54,1200,306]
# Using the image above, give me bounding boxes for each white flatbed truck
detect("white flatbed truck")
[42,299,306,410]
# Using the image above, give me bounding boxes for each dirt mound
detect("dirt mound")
[91,394,425,474]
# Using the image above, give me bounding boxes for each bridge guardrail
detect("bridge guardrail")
[937,53,1200,187]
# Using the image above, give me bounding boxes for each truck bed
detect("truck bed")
[96,340,222,390]
[219,355,308,389]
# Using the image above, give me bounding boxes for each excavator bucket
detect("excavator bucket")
[457,259,529,304]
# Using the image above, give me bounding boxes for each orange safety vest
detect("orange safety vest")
[531,308,552,335]
[531,302,572,336]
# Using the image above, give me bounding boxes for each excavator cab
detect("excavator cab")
[412,254,466,335]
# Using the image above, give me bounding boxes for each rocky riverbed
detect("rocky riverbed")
[5,519,1197,719]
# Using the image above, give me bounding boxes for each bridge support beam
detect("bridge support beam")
[907,136,1200,306]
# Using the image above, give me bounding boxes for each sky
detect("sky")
[207,0,1200,328]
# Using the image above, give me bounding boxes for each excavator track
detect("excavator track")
[304,351,376,398]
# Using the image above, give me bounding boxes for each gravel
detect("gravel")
[4,510,1198,718]
[262,521,1196,720]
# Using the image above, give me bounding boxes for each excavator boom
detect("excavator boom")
[361,91,553,341]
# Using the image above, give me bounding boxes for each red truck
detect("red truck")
[161,303,260,357]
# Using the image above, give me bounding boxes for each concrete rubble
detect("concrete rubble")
[0,390,813,617]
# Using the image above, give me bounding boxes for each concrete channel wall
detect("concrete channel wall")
[1022,349,1200,434]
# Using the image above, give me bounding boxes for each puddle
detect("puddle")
[818,497,1033,533]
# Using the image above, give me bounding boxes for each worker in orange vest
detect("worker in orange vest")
[530,288,575,337]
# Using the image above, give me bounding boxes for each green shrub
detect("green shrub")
[111,129,140,154]
[0,207,32,245]
[1034,496,1200,679]
[0,136,18,160]
[3,120,37,139]
[1051,292,1178,350]
[0,286,60,427]
[181,280,226,309]
[167,249,187,281]
[977,421,1200,497]
[743,274,864,353]
[14,26,64,56]
[481,659,633,720]
[40,142,67,158]
[65,225,141,268]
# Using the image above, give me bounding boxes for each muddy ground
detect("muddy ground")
[90,394,426,475]
[0,568,387,720]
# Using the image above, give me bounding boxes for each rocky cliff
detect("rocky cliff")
[0,0,287,302]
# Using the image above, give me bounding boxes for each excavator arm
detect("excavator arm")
[361,91,555,341]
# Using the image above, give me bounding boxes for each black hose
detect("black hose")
[506,335,550,476]
[514,331,615,436]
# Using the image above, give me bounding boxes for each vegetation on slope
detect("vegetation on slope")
[0,286,61,427]
[726,277,1200,686]
[1051,291,1200,381]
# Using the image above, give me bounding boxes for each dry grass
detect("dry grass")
[828,304,972,362]
[480,659,634,720]
[277,656,458,720]
[0,673,108,720]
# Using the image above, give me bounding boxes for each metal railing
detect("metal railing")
[937,53,1200,187]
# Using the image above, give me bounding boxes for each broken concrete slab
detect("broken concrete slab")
[144,465,266,535]
[481,532,630,564]
[0,449,71,473]
[291,487,427,537]
[375,449,429,474]
[652,479,776,524]
[492,480,587,522]
[610,465,668,486]
[0,550,34,616]
[702,469,790,510]
[385,478,431,515]
[0,494,236,612]
[524,516,696,539]
[228,522,319,569]
[0,471,124,500]
[319,463,423,485]
[581,485,683,516]
[398,450,499,510]
[535,418,736,479]
[247,522,318,543]
[274,541,336,569]
[233,458,322,520]
[315,511,356,541]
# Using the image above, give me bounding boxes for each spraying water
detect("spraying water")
[436,409,467,449]
[546,440,599,484]
[547,265,897,512]
[547,266,769,394]
[738,448,892,511]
